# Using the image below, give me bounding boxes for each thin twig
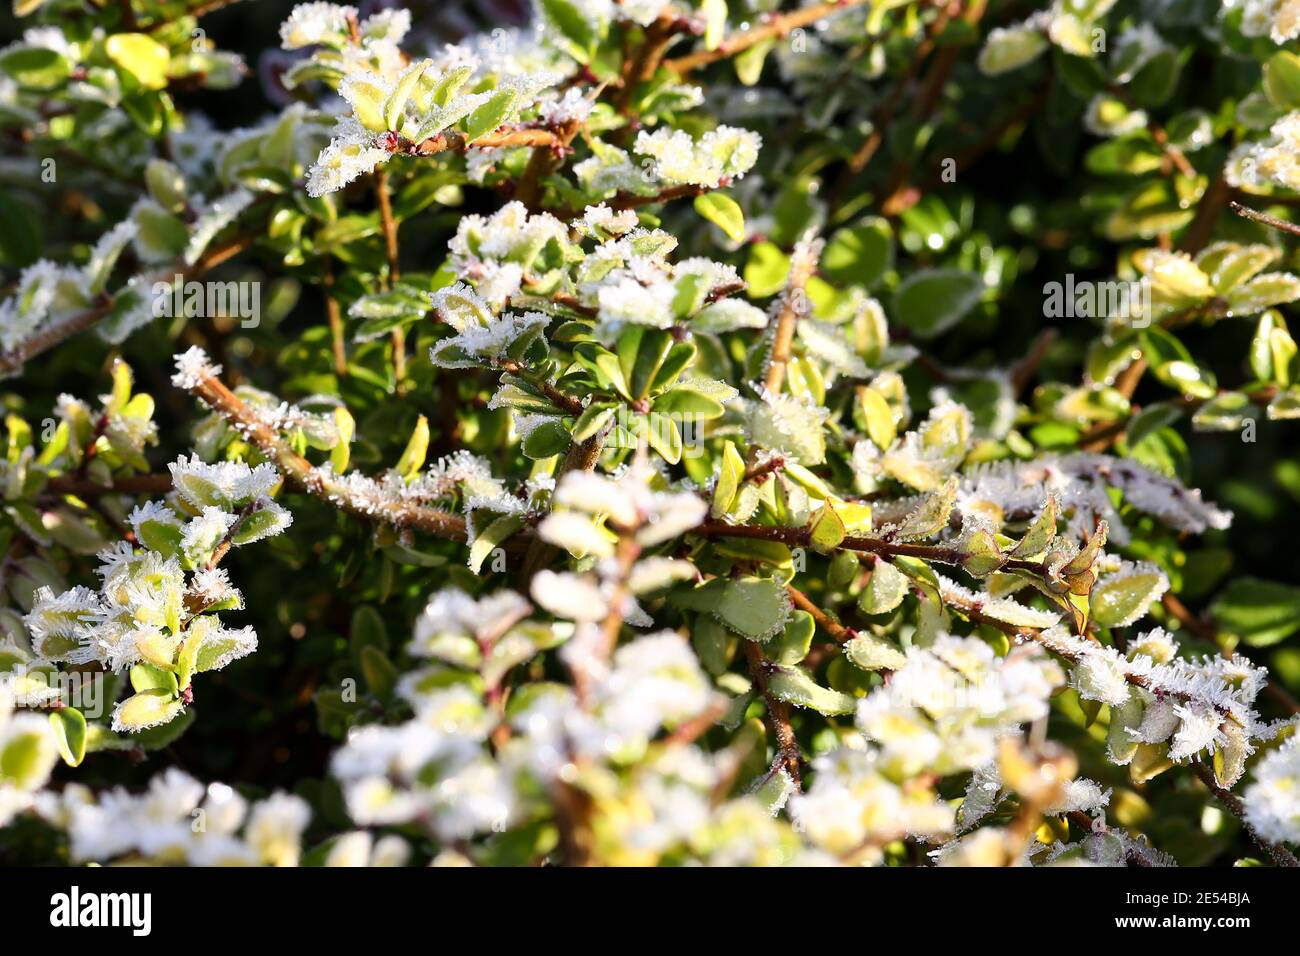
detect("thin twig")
[1192,763,1299,867]
[178,364,469,540]
[744,642,802,789]
[762,236,821,393]
[0,234,255,377]
[373,166,407,392]
[666,0,868,75]
[1229,200,1300,237]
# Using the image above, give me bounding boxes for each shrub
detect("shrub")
[0,0,1299,868]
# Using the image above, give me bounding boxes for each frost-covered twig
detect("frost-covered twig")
[762,234,822,393]
[172,348,468,541]
[1192,763,1299,867]
[383,128,561,158]
[0,234,254,377]
[667,0,869,75]
[1229,200,1300,238]
[744,642,803,789]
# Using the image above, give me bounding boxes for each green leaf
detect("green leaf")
[1092,569,1167,628]
[1251,312,1297,386]
[701,0,728,49]
[744,242,790,297]
[769,610,815,665]
[572,403,617,443]
[858,559,908,615]
[49,708,87,767]
[0,193,41,267]
[845,635,907,671]
[711,440,745,518]
[808,503,846,554]
[1211,578,1300,646]
[694,193,745,242]
[470,514,524,574]
[1226,273,1300,315]
[360,646,398,698]
[858,386,896,450]
[463,87,518,142]
[645,411,683,464]
[105,33,171,91]
[384,59,430,131]
[713,578,791,641]
[734,37,775,86]
[522,418,572,459]
[115,690,186,732]
[396,415,430,479]
[541,0,596,59]
[0,45,70,89]
[892,269,984,339]
[1264,51,1300,109]
[767,666,855,715]
[1,723,55,788]
[692,614,734,676]
[129,662,178,695]
[822,219,893,288]
[127,706,195,749]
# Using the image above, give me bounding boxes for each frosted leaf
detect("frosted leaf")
[1090,561,1169,628]
[577,202,639,240]
[692,298,768,333]
[306,118,390,197]
[171,345,222,389]
[797,319,869,378]
[184,190,253,266]
[1045,778,1112,816]
[745,389,828,465]
[634,125,761,188]
[280,3,358,49]
[531,570,609,622]
[536,511,617,558]
[1243,736,1300,845]
[977,21,1049,76]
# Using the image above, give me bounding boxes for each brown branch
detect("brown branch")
[831,0,956,202]
[1229,200,1300,237]
[178,362,468,541]
[1009,329,1059,398]
[495,359,586,416]
[615,12,687,115]
[666,0,868,75]
[1192,763,1299,867]
[515,118,583,210]
[117,0,138,29]
[0,233,256,377]
[323,262,347,377]
[373,166,406,391]
[744,642,802,789]
[386,128,562,158]
[1178,173,1230,254]
[762,236,821,393]
[694,519,970,566]
[787,584,855,644]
